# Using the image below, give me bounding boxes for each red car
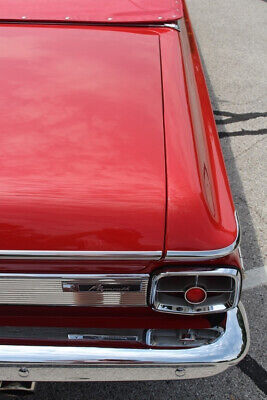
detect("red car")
[0,0,249,392]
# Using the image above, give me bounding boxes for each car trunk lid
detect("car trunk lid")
[0,24,166,256]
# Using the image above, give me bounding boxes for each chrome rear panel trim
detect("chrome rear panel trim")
[0,274,149,307]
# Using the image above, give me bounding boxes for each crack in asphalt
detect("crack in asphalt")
[224,136,266,161]
[238,355,267,395]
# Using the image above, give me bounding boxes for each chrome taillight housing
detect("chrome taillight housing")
[150,268,241,314]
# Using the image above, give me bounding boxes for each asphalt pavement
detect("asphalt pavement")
[9,0,267,399]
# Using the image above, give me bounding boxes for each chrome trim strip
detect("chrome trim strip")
[165,212,240,261]
[150,267,241,315]
[161,20,180,31]
[0,305,249,381]
[0,251,162,261]
[0,20,181,31]
[67,334,139,342]
[0,274,149,307]
[0,273,148,279]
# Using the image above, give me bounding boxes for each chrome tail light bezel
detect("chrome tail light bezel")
[150,267,242,315]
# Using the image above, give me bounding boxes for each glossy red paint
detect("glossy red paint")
[0,306,211,329]
[0,0,183,23]
[0,5,239,266]
[0,25,166,252]
[160,22,237,253]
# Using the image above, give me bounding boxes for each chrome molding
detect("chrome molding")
[67,333,140,342]
[0,250,162,261]
[150,267,242,315]
[165,212,240,261]
[0,20,181,31]
[0,274,149,307]
[162,20,180,31]
[0,305,249,381]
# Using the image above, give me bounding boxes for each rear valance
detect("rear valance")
[0,0,183,23]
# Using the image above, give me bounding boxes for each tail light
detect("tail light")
[150,268,241,314]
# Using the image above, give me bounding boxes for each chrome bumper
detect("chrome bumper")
[0,304,249,381]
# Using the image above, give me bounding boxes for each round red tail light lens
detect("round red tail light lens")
[184,287,207,304]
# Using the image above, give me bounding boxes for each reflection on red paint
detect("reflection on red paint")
[0,26,166,252]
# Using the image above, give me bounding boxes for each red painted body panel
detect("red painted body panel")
[0,25,166,252]
[160,24,237,253]
[0,4,238,266]
[0,0,183,23]
[0,306,210,329]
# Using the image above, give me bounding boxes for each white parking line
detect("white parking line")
[243,265,267,290]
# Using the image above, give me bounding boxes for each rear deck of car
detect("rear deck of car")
[0,25,167,253]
